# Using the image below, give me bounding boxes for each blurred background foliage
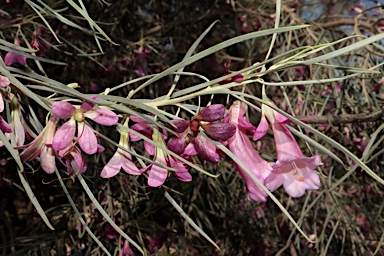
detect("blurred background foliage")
[1,0,383,255]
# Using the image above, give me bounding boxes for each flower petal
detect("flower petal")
[52,102,76,119]
[100,153,122,178]
[194,104,225,122]
[121,151,142,175]
[71,147,87,173]
[271,122,303,158]
[130,122,153,139]
[167,136,186,154]
[80,98,96,112]
[147,163,168,187]
[52,119,76,151]
[253,115,269,140]
[0,94,4,113]
[169,156,192,182]
[200,123,236,141]
[84,109,118,126]
[0,116,12,133]
[190,135,220,163]
[167,119,190,133]
[40,146,56,174]
[0,76,10,88]
[77,123,98,154]
[4,52,16,66]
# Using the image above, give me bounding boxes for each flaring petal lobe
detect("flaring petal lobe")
[101,153,122,178]
[52,102,76,119]
[77,123,98,154]
[84,109,118,126]
[52,119,76,151]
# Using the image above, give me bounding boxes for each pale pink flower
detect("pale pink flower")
[52,96,118,155]
[20,116,58,174]
[100,120,142,178]
[255,96,322,198]
[227,101,272,202]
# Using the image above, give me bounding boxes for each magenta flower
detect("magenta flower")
[30,28,51,57]
[4,37,27,66]
[140,128,191,187]
[219,60,244,84]
[167,104,236,163]
[100,120,142,178]
[52,96,118,155]
[227,101,272,202]
[121,240,134,256]
[130,116,191,186]
[255,95,322,198]
[20,116,58,174]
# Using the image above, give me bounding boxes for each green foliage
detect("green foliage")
[0,0,383,255]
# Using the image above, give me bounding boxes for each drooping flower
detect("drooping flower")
[20,116,58,174]
[142,128,191,187]
[255,88,322,198]
[4,37,27,66]
[52,96,118,155]
[227,100,272,202]
[130,116,192,187]
[57,143,88,174]
[219,60,244,84]
[100,119,142,178]
[10,94,30,146]
[0,76,11,133]
[167,104,236,163]
[30,28,51,57]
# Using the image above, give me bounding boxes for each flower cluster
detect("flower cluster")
[1,74,321,200]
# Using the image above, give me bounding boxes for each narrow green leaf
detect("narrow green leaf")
[18,171,55,230]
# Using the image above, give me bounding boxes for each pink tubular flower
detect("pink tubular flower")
[255,91,322,198]
[4,37,27,66]
[52,96,118,155]
[100,120,142,178]
[20,116,58,174]
[227,101,272,202]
